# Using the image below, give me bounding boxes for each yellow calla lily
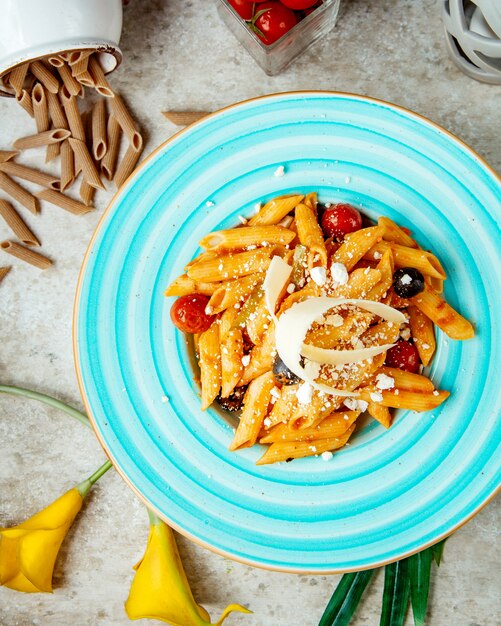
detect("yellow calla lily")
[0,487,83,593]
[0,459,112,594]
[125,511,251,625]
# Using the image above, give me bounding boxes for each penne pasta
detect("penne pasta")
[162,110,210,125]
[411,284,474,340]
[266,384,300,427]
[36,189,94,216]
[0,151,19,164]
[256,425,355,465]
[0,172,39,214]
[219,305,239,340]
[378,216,418,248]
[71,54,91,77]
[114,141,143,188]
[364,248,395,302]
[207,272,265,314]
[60,87,85,140]
[239,324,276,386]
[1,240,52,269]
[0,200,40,246]
[29,61,60,94]
[359,388,450,411]
[7,63,29,96]
[101,115,121,180]
[110,93,142,147]
[32,83,50,133]
[56,62,82,96]
[45,140,61,164]
[260,411,359,443]
[198,321,222,410]
[199,225,295,251]
[16,89,35,117]
[0,161,60,190]
[164,274,221,297]
[332,225,384,271]
[367,402,392,428]
[68,138,105,190]
[248,194,303,226]
[0,265,11,283]
[295,202,327,267]
[47,55,65,68]
[230,371,275,450]
[187,247,275,283]
[60,140,75,191]
[220,328,244,397]
[88,55,114,98]
[244,293,272,345]
[408,305,436,365]
[67,49,94,67]
[91,99,107,160]
[13,128,70,150]
[365,241,446,280]
[79,179,95,207]
[46,90,68,129]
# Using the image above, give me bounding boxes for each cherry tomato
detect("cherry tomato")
[302,0,323,14]
[385,340,421,373]
[280,0,318,9]
[227,0,254,19]
[321,203,363,240]
[170,294,214,334]
[253,2,298,44]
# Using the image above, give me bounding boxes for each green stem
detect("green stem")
[0,384,90,429]
[76,460,113,497]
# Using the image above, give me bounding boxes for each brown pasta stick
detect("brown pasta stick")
[36,189,94,215]
[68,138,104,190]
[101,115,121,180]
[13,128,70,150]
[0,200,40,246]
[0,161,60,190]
[0,266,11,283]
[75,70,94,88]
[45,141,61,164]
[60,140,75,191]
[56,63,82,97]
[0,150,19,163]
[29,61,59,94]
[79,179,95,206]
[1,241,52,269]
[110,94,142,149]
[67,49,93,66]
[91,100,107,160]
[162,111,210,126]
[60,87,85,140]
[16,89,34,117]
[0,172,39,214]
[88,55,113,98]
[71,54,90,77]
[32,83,50,133]
[47,55,65,67]
[46,91,68,128]
[7,62,29,95]
[114,141,143,188]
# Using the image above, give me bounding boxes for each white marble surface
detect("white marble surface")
[0,1,499,625]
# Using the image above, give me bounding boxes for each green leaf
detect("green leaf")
[431,539,447,566]
[408,548,433,626]
[380,560,410,626]
[318,570,375,626]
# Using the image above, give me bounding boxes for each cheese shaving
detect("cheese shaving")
[274,297,406,397]
[263,256,292,318]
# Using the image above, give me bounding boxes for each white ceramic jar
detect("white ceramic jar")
[0,0,123,96]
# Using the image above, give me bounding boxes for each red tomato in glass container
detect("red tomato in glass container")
[280,0,319,9]
[253,2,298,44]
[170,294,214,334]
[227,0,254,19]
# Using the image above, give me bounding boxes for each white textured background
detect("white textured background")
[0,1,499,625]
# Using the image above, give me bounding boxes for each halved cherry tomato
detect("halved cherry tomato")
[253,2,298,45]
[385,340,421,373]
[280,0,318,9]
[170,294,214,334]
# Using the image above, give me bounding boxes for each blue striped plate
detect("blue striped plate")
[74,92,501,573]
